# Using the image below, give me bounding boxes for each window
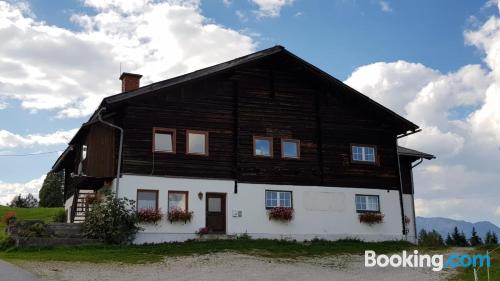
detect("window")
[81,145,88,160]
[254,136,273,157]
[355,195,380,212]
[137,190,158,210]
[168,191,188,211]
[265,190,292,208]
[281,139,300,159]
[153,128,175,153]
[187,130,208,155]
[351,145,376,163]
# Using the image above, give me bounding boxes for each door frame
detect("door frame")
[205,192,227,234]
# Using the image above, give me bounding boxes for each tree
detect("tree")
[418,229,444,247]
[446,233,453,246]
[9,193,38,208]
[485,231,499,245]
[469,227,482,246]
[39,171,64,207]
[449,226,469,247]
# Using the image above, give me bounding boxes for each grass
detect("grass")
[0,239,418,264]
[453,245,500,281]
[0,205,64,241]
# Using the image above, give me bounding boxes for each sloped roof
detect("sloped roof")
[398,146,435,160]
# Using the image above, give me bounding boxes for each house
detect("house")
[51,46,434,244]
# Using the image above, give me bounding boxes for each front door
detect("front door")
[206,193,226,233]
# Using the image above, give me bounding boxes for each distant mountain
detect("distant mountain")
[416,216,500,240]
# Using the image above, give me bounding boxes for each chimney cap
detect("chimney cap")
[119,72,143,80]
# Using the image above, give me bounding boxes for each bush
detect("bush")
[167,208,193,223]
[82,192,141,244]
[137,208,163,224]
[196,227,209,235]
[268,207,294,221]
[16,221,52,237]
[52,209,66,223]
[358,212,384,225]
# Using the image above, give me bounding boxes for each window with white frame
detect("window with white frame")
[187,131,208,155]
[282,139,300,159]
[265,190,292,208]
[355,195,380,212]
[351,145,376,162]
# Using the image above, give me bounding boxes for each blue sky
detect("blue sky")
[0,0,499,224]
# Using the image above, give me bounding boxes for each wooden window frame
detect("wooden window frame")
[253,136,273,158]
[281,138,300,159]
[152,127,176,154]
[186,130,209,156]
[355,194,381,213]
[350,144,377,165]
[168,190,189,211]
[265,190,293,209]
[136,189,159,211]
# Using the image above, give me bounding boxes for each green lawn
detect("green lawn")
[453,245,500,281]
[0,239,417,264]
[0,205,63,241]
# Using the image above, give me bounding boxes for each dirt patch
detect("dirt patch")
[19,253,456,281]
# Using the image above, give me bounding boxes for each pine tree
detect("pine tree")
[459,231,469,247]
[446,233,454,246]
[9,193,38,208]
[418,229,428,245]
[451,226,461,246]
[492,232,499,244]
[469,227,482,246]
[485,231,493,244]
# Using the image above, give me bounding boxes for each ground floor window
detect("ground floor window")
[355,194,380,212]
[265,190,292,208]
[168,191,188,211]
[137,189,158,210]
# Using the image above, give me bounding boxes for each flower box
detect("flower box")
[268,207,294,221]
[137,208,163,224]
[167,208,193,223]
[358,212,384,225]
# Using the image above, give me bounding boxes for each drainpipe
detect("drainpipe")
[410,157,424,244]
[395,139,407,237]
[96,107,124,198]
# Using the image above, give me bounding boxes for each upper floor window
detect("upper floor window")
[281,139,300,159]
[137,189,158,210]
[168,191,188,211]
[187,130,208,155]
[265,190,292,208]
[153,128,176,153]
[81,145,88,160]
[254,136,273,157]
[355,194,380,212]
[351,145,376,163]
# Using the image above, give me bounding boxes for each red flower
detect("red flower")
[358,212,384,225]
[167,208,193,223]
[268,207,294,221]
[137,208,163,224]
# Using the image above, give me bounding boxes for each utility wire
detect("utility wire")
[0,150,62,157]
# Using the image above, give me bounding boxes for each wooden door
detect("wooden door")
[206,193,226,233]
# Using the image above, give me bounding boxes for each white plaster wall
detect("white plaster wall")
[118,174,406,244]
[403,194,417,244]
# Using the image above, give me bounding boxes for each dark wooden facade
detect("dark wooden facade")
[54,47,427,195]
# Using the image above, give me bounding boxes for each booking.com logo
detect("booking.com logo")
[365,250,491,272]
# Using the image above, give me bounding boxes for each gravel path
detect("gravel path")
[18,253,456,281]
[0,259,40,281]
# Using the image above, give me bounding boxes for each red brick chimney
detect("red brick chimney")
[119,72,142,92]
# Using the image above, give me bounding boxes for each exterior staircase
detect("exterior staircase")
[72,189,97,223]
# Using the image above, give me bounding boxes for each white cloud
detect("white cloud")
[345,4,500,225]
[0,0,255,118]
[378,1,392,13]
[251,0,293,18]
[0,175,45,205]
[0,100,7,109]
[236,10,248,22]
[0,128,77,149]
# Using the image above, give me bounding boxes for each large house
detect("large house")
[52,46,434,244]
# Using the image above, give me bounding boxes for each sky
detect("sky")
[0,0,499,225]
